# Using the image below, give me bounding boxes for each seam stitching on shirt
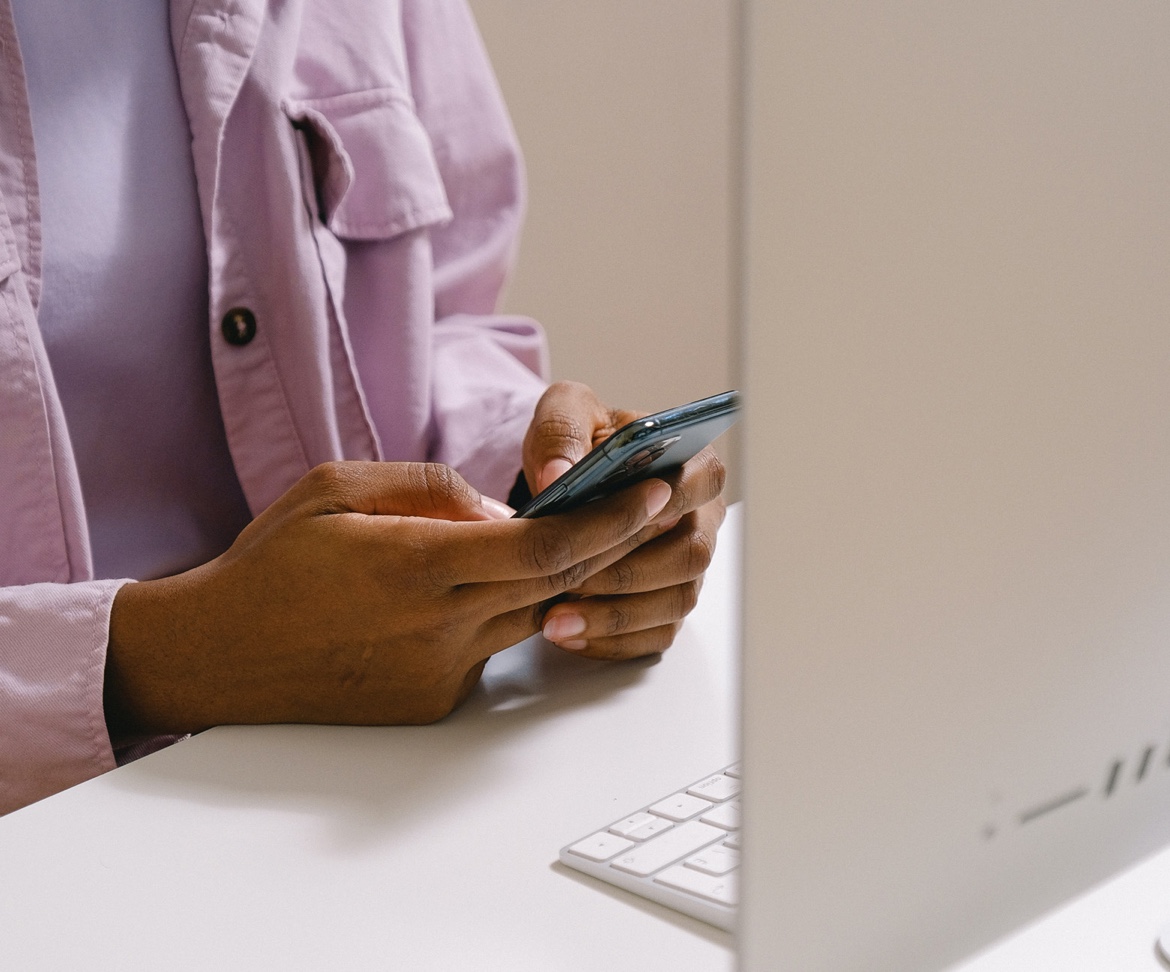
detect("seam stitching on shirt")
[0,2,41,306]
[0,281,70,581]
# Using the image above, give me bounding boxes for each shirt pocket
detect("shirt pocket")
[282,87,453,240]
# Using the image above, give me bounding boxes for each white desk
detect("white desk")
[7,501,1170,972]
[0,512,741,972]
[948,846,1170,972]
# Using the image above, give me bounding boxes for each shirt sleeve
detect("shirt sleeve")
[402,0,549,501]
[0,580,123,815]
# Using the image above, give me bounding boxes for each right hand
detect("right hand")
[104,461,673,736]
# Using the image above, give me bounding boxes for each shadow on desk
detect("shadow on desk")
[106,635,659,852]
[551,859,734,947]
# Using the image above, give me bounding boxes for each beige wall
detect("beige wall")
[469,1,740,490]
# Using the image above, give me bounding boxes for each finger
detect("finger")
[572,501,725,597]
[458,497,690,616]
[480,496,516,520]
[475,602,547,658]
[552,622,684,661]
[523,381,638,492]
[475,598,688,664]
[540,580,703,647]
[417,477,674,586]
[651,447,728,524]
[298,460,499,522]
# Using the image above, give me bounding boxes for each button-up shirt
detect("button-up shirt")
[0,0,549,815]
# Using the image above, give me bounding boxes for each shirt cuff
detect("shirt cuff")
[0,579,126,814]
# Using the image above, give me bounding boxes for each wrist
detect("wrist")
[105,574,208,738]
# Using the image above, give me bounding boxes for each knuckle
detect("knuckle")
[417,462,471,508]
[670,450,727,513]
[598,640,628,661]
[617,501,649,544]
[684,528,717,577]
[604,557,638,595]
[675,580,702,618]
[307,459,349,484]
[648,622,682,654]
[704,451,728,498]
[523,523,577,574]
[537,411,586,443]
[666,470,694,515]
[303,460,355,498]
[620,528,645,555]
[529,391,592,453]
[620,527,649,557]
[709,495,729,530]
[550,558,591,594]
[604,603,633,637]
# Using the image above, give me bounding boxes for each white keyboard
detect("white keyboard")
[558,764,740,930]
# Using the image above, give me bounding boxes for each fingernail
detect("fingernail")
[480,496,515,520]
[559,640,589,652]
[645,481,672,519]
[543,612,587,642]
[539,458,573,492]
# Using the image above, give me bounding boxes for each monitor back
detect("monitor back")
[739,2,1170,969]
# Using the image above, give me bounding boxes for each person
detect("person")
[0,0,726,816]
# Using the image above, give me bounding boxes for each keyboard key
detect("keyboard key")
[723,832,742,850]
[648,792,712,821]
[687,773,740,802]
[655,863,739,906]
[700,799,740,831]
[609,812,674,841]
[724,763,742,779]
[566,831,635,863]
[610,820,725,877]
[685,844,739,876]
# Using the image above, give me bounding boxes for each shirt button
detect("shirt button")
[221,307,257,346]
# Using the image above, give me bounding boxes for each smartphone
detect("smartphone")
[514,390,740,518]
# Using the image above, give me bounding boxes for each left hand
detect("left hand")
[521,381,728,660]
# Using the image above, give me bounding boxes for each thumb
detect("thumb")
[307,461,500,522]
[523,381,613,493]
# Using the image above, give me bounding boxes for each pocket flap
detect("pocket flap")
[284,88,453,240]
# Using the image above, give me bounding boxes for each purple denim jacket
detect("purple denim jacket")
[0,0,548,814]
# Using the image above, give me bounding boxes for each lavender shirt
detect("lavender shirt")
[11,0,252,582]
[0,0,548,815]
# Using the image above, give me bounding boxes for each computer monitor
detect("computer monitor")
[738,1,1170,969]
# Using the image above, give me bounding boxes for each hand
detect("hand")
[104,461,674,735]
[522,381,728,660]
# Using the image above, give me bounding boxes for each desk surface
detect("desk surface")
[0,512,741,972]
[8,502,1170,972]
[947,843,1170,972]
